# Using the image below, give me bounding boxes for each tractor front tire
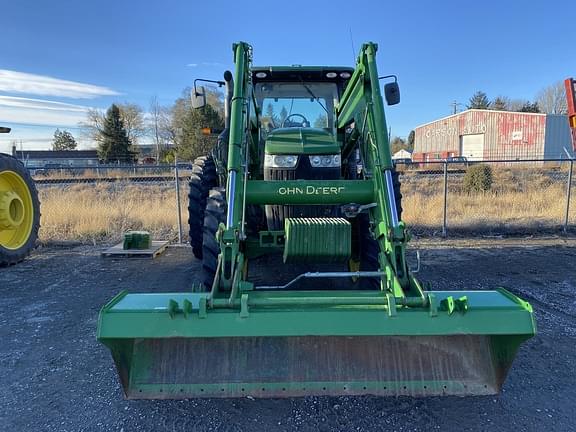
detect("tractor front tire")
[0,154,40,266]
[392,169,403,220]
[356,168,403,289]
[188,156,217,259]
[201,187,226,289]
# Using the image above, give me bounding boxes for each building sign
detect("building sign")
[424,127,457,139]
[461,124,487,135]
[512,131,523,141]
[423,123,487,139]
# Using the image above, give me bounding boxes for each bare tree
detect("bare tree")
[119,103,146,146]
[149,96,163,163]
[159,107,177,144]
[80,108,106,144]
[536,81,568,114]
[205,87,224,117]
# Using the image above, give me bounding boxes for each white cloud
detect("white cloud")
[0,96,94,127]
[0,96,90,112]
[186,62,224,68]
[0,107,88,127]
[0,69,120,99]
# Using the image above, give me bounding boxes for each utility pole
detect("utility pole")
[450,101,463,115]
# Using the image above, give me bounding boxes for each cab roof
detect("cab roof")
[251,66,354,83]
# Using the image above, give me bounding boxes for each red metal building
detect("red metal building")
[413,109,573,162]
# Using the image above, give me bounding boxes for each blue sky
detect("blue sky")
[1,0,574,152]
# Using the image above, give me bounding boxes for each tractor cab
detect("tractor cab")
[252,66,352,130]
[252,66,352,146]
[252,67,353,229]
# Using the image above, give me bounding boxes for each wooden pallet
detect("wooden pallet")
[101,240,169,259]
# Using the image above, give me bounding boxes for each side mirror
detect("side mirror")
[191,86,207,109]
[384,82,400,106]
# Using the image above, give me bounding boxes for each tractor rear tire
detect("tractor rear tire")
[201,187,226,289]
[188,156,217,259]
[191,156,217,184]
[0,154,41,266]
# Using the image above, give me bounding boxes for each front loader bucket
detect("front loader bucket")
[97,289,535,399]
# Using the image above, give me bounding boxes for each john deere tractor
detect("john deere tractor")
[0,127,40,265]
[98,42,535,399]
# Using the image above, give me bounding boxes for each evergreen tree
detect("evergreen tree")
[178,104,222,160]
[467,91,491,110]
[519,101,540,113]
[264,103,279,126]
[97,104,134,163]
[52,129,77,150]
[407,130,415,151]
[492,96,509,111]
[313,114,328,128]
[170,89,224,161]
[279,106,288,126]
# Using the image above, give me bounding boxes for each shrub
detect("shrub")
[463,164,493,193]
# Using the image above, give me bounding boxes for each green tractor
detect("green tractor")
[98,42,535,399]
[0,127,41,265]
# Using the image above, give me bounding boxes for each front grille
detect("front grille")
[264,156,340,230]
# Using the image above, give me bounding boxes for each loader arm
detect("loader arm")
[219,42,422,301]
[336,42,415,297]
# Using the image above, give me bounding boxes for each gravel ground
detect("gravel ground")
[1,237,575,431]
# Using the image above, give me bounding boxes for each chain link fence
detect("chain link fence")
[397,159,575,236]
[31,164,189,244]
[29,158,575,244]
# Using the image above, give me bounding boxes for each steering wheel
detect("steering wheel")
[282,113,310,128]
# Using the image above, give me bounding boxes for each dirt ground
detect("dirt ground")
[1,237,575,431]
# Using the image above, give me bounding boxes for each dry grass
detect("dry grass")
[401,166,574,234]
[38,183,185,243]
[36,166,575,243]
[403,186,569,234]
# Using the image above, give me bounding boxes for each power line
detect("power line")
[349,27,356,61]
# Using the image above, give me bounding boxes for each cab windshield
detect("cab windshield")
[254,82,338,132]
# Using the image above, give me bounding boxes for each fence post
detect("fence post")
[564,159,573,234]
[442,161,448,237]
[174,160,183,244]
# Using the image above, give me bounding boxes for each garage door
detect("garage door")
[460,134,485,161]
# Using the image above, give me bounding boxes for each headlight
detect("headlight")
[264,154,299,169]
[309,154,341,168]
